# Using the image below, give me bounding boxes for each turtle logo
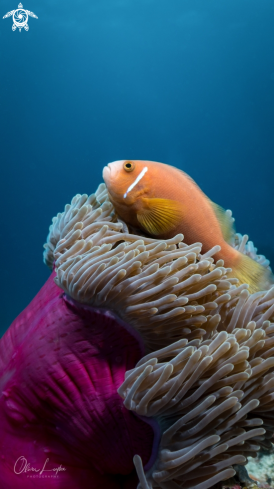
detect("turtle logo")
[3,3,38,32]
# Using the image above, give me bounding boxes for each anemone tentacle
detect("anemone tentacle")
[42,185,274,489]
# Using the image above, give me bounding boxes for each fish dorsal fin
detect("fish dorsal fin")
[137,197,182,236]
[210,201,235,243]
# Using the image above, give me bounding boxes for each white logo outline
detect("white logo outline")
[3,3,38,32]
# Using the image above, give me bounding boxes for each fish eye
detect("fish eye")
[123,161,135,172]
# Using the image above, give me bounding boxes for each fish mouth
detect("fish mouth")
[102,165,111,186]
[103,161,123,187]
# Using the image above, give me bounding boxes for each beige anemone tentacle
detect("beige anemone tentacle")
[43,185,274,489]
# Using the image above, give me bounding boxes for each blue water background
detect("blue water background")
[0,0,274,335]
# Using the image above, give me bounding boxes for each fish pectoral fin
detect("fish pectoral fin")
[210,201,235,244]
[137,198,182,235]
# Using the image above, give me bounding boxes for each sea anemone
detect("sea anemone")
[42,184,274,489]
[1,184,273,489]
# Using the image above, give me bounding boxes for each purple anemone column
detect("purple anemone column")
[0,273,156,489]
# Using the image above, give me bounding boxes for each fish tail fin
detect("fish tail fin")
[230,253,273,293]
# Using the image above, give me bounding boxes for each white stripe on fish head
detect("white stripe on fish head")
[124,167,148,199]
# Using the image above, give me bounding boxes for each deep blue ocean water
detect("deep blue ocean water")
[1,0,274,335]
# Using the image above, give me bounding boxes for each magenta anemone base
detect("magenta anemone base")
[0,273,156,488]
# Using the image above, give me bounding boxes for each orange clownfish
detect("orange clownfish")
[103,159,272,293]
